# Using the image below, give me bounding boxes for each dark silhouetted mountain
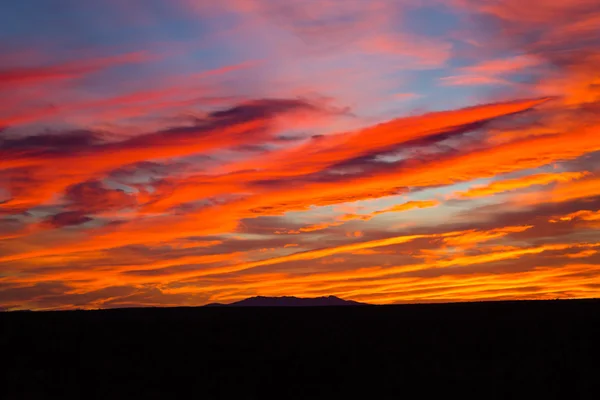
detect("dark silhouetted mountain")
[2,299,600,399]
[210,295,368,307]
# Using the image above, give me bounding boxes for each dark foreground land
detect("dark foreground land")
[2,299,599,399]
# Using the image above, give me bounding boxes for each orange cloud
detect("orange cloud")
[339,214,373,221]
[0,99,318,212]
[548,176,600,204]
[0,96,556,272]
[277,201,439,235]
[353,262,600,304]
[284,221,345,234]
[566,250,598,259]
[178,232,434,279]
[166,225,541,283]
[550,210,600,224]
[456,172,588,198]
[372,200,440,215]
[208,97,550,183]
[441,225,533,249]
[163,240,600,305]
[515,175,600,206]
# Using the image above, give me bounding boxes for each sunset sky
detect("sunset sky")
[1,0,599,310]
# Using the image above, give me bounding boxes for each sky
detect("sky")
[1,0,599,310]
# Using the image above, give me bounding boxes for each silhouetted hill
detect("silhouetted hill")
[2,299,599,399]
[209,295,368,307]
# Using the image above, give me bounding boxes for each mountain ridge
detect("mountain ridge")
[204,295,368,307]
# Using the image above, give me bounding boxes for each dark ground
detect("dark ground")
[1,299,599,399]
